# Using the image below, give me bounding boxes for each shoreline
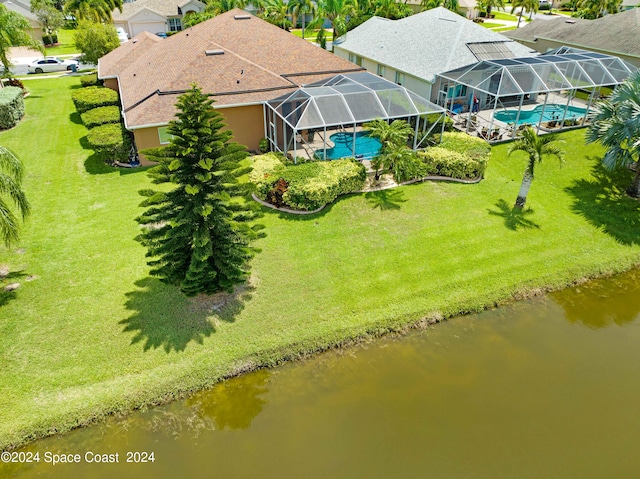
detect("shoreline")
[2,262,637,452]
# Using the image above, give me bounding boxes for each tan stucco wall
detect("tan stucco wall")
[104,78,119,91]
[131,104,265,165]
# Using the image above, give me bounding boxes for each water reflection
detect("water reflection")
[551,268,640,329]
[187,369,270,430]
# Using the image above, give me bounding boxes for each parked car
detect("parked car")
[28,57,79,74]
[115,27,129,44]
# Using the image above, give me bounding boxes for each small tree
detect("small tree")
[64,0,123,23]
[586,70,640,197]
[0,146,30,248]
[364,119,414,180]
[136,85,264,296]
[31,0,65,38]
[508,126,564,208]
[74,20,119,65]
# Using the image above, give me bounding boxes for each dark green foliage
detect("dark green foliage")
[80,73,100,87]
[418,147,487,179]
[71,86,119,113]
[42,34,59,45]
[80,105,120,128]
[258,138,269,153]
[0,87,25,130]
[250,155,366,210]
[437,131,491,161]
[136,85,264,296]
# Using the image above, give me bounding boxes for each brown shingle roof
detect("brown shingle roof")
[98,31,164,79]
[108,9,363,128]
[506,9,640,59]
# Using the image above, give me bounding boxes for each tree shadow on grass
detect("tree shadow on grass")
[120,277,253,353]
[487,198,540,231]
[365,189,407,211]
[565,159,640,246]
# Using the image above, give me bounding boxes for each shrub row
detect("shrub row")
[80,105,121,128]
[86,123,126,156]
[80,73,100,87]
[437,131,491,161]
[42,34,58,45]
[0,86,25,130]
[71,86,119,113]
[250,155,367,210]
[418,147,487,180]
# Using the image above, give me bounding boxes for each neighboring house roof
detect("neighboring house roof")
[505,8,640,59]
[458,0,478,9]
[98,31,164,78]
[335,7,534,84]
[1,0,39,23]
[100,9,363,128]
[112,0,205,21]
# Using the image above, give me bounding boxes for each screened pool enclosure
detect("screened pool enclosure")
[435,47,638,141]
[265,72,446,162]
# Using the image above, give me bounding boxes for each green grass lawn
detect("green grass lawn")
[492,11,519,20]
[1,78,639,450]
[291,28,334,41]
[480,22,504,28]
[42,28,79,56]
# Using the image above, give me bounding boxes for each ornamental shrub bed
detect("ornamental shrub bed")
[0,87,25,130]
[418,147,487,180]
[80,105,121,128]
[250,154,366,210]
[80,73,100,87]
[71,86,119,113]
[436,131,491,161]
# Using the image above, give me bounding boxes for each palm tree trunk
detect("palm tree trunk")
[628,162,640,197]
[515,168,533,208]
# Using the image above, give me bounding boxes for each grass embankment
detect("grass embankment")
[1,78,640,450]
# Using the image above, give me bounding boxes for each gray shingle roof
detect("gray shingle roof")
[335,7,535,83]
[505,9,640,59]
[1,0,38,22]
[112,0,204,21]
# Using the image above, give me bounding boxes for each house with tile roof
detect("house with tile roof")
[98,9,364,163]
[112,0,206,39]
[1,0,43,42]
[505,9,640,67]
[333,7,534,102]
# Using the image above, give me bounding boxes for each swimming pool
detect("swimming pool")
[316,131,382,160]
[494,104,587,126]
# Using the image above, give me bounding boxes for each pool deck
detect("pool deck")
[451,91,591,143]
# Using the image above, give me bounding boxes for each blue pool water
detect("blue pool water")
[494,104,587,126]
[316,131,382,160]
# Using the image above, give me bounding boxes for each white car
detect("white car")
[28,57,79,74]
[116,27,129,44]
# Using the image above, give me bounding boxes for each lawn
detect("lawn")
[480,22,504,28]
[291,28,334,41]
[1,78,639,450]
[42,28,79,56]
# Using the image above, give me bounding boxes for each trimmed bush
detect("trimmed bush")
[80,105,121,128]
[42,34,58,45]
[86,123,125,157]
[437,131,491,161]
[0,87,25,130]
[251,155,366,210]
[71,86,119,113]
[80,73,100,87]
[418,147,487,180]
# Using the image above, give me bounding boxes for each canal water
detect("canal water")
[3,269,640,478]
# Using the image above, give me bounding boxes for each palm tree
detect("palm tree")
[508,127,564,208]
[288,0,316,38]
[575,0,621,18]
[206,0,248,15]
[586,70,640,197]
[64,0,123,23]
[363,119,413,149]
[378,143,421,183]
[373,0,412,19]
[479,0,504,17]
[510,0,537,25]
[0,146,30,248]
[261,0,292,29]
[0,4,44,76]
[314,0,358,41]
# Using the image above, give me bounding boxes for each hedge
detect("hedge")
[80,105,121,128]
[71,86,119,113]
[80,73,100,87]
[418,147,487,180]
[436,131,491,161]
[86,123,125,155]
[251,155,366,210]
[0,87,25,130]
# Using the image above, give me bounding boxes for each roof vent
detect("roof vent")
[565,19,576,23]
[205,49,225,56]
[234,14,251,20]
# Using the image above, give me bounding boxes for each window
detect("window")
[377,64,385,77]
[158,127,174,144]
[168,17,182,32]
[355,55,363,67]
[349,53,355,62]
[395,71,404,86]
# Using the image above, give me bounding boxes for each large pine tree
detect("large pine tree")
[136,85,263,296]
